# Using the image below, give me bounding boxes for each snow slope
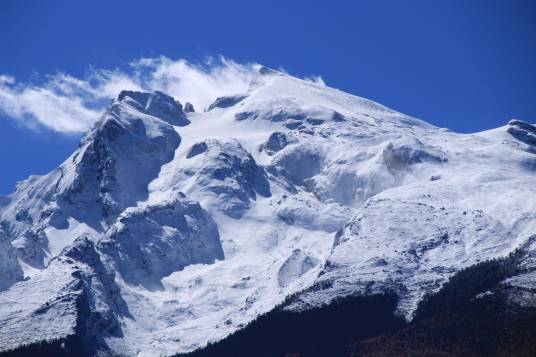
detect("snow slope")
[0,67,535,356]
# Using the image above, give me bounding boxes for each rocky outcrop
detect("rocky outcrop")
[99,198,223,290]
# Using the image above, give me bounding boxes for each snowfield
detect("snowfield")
[1,66,535,356]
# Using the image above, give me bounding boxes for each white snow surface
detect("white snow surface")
[0,67,535,355]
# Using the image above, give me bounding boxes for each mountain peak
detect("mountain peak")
[1,74,535,356]
[115,90,190,126]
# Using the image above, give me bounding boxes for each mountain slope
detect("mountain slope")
[0,67,535,356]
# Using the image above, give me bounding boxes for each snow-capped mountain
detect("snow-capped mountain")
[0,67,535,356]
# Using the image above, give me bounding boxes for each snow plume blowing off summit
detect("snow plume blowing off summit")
[0,57,535,356]
[0,56,261,134]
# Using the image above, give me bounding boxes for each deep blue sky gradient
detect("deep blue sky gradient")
[1,0,535,194]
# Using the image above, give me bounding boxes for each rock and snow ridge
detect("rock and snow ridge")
[0,67,535,356]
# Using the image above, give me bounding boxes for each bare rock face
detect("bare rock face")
[72,101,181,224]
[208,94,248,111]
[183,102,195,113]
[507,119,536,146]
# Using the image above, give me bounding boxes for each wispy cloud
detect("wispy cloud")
[304,75,325,86]
[0,73,101,133]
[132,57,258,110]
[0,56,259,134]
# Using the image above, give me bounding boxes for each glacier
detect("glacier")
[0,66,535,356]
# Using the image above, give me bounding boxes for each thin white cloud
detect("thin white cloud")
[0,75,15,84]
[133,56,258,111]
[0,56,323,135]
[304,75,325,86]
[0,77,100,133]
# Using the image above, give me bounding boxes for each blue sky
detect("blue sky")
[1,0,535,194]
